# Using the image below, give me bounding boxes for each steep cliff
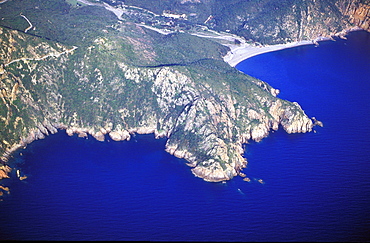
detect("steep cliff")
[0,23,314,182]
[339,0,370,31]
[4,0,365,183]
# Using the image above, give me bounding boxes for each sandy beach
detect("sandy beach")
[188,28,319,67]
[223,27,364,67]
[223,40,315,67]
[76,0,363,68]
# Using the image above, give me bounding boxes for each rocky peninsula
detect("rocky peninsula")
[0,0,369,183]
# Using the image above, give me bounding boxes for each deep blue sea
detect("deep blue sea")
[1,30,370,241]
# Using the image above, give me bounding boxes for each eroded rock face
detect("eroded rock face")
[341,0,370,31]
[0,25,316,182]
[2,0,365,182]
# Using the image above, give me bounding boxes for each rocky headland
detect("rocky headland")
[0,0,369,183]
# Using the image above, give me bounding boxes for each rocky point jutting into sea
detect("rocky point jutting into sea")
[0,0,369,184]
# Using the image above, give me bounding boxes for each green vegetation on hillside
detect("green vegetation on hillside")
[0,0,338,182]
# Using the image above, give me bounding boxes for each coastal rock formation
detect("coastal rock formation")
[341,0,370,31]
[0,23,314,182]
[0,0,367,182]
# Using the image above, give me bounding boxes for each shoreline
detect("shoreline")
[74,0,365,68]
[223,27,364,67]
[223,40,315,67]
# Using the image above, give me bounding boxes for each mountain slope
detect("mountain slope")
[1,0,368,182]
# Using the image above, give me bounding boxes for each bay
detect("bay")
[1,30,370,242]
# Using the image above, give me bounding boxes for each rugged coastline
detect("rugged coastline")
[0,0,369,184]
[0,23,316,183]
[0,104,315,183]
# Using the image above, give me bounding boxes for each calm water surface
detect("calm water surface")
[1,31,370,241]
